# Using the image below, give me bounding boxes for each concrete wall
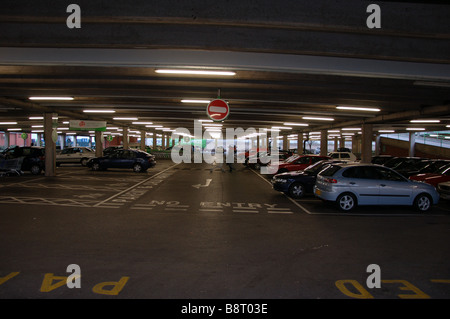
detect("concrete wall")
[380,137,450,159]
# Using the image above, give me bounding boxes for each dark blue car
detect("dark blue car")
[87,149,156,172]
[272,160,342,199]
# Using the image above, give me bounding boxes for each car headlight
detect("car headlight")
[274,178,289,183]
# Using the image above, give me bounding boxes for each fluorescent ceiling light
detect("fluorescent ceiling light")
[145,125,163,128]
[31,130,44,133]
[283,122,308,126]
[328,130,340,133]
[410,119,440,123]
[336,106,380,112]
[83,110,115,113]
[0,121,17,125]
[378,130,395,133]
[29,117,43,120]
[182,99,211,103]
[32,125,43,128]
[132,122,153,125]
[406,128,425,131]
[29,96,74,101]
[198,119,213,122]
[342,128,362,131]
[113,117,138,121]
[156,69,236,76]
[272,126,292,130]
[57,127,69,130]
[7,128,21,131]
[302,116,334,121]
[447,125,450,128]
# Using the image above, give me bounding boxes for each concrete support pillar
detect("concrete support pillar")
[375,135,381,156]
[122,127,129,149]
[140,131,146,150]
[339,137,345,149]
[361,124,373,163]
[162,134,166,149]
[5,132,10,147]
[152,134,156,148]
[95,131,103,157]
[44,113,56,177]
[282,135,288,150]
[320,130,327,156]
[333,137,338,151]
[297,133,303,154]
[409,132,416,157]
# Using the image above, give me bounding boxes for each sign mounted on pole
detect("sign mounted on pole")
[206,99,230,122]
[69,120,106,131]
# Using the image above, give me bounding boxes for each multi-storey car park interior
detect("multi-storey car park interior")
[0,0,449,307]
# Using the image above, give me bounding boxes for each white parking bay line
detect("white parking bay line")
[249,169,314,215]
[93,163,180,207]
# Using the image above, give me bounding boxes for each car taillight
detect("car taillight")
[324,178,337,183]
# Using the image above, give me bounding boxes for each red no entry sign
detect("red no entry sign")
[206,99,230,122]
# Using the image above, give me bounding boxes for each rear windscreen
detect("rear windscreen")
[319,165,341,177]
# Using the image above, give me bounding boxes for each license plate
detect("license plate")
[315,189,321,196]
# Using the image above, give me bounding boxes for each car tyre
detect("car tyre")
[91,163,101,171]
[133,163,143,173]
[414,193,432,212]
[30,165,42,175]
[336,193,356,212]
[80,158,89,166]
[288,182,305,199]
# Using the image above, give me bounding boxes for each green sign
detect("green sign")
[21,132,28,140]
[106,135,114,142]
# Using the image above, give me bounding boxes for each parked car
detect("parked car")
[246,150,293,169]
[409,163,450,187]
[272,160,343,199]
[56,147,96,166]
[371,155,395,165]
[1,146,45,175]
[103,146,123,156]
[314,163,439,212]
[437,181,450,201]
[327,152,357,162]
[382,157,425,172]
[400,159,450,178]
[268,154,330,174]
[87,149,156,172]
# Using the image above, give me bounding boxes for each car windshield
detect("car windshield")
[285,155,299,163]
[304,161,330,174]
[437,164,450,174]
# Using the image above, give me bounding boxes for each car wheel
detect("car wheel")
[253,163,261,170]
[336,193,356,212]
[288,182,305,199]
[414,193,431,212]
[80,158,88,166]
[30,165,42,175]
[91,163,101,171]
[133,163,143,173]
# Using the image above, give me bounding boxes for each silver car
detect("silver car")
[314,163,439,212]
[56,147,96,166]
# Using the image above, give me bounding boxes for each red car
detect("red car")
[270,154,331,174]
[409,163,450,187]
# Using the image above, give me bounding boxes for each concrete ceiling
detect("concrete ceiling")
[0,0,449,137]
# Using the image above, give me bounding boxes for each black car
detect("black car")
[1,146,45,175]
[371,155,395,165]
[272,160,342,199]
[401,159,450,178]
[87,148,156,172]
[103,146,123,156]
[383,157,426,175]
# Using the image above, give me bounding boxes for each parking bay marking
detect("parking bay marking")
[93,163,180,208]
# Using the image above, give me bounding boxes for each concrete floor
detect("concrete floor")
[0,160,449,300]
